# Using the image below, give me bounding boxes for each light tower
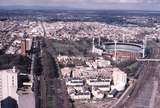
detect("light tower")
[98,37,101,46]
[113,40,118,61]
[142,37,147,58]
[92,38,95,53]
[123,35,125,43]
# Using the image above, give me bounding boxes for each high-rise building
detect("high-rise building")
[21,39,26,55]
[21,38,32,56]
[0,67,18,103]
[25,38,32,51]
[112,68,127,91]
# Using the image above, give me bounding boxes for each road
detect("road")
[30,37,42,108]
[122,41,160,108]
[39,20,71,108]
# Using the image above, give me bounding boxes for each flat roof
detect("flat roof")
[18,92,35,108]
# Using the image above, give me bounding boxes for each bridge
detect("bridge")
[137,59,160,62]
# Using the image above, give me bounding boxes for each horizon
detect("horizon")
[0,0,160,11]
[0,5,160,12]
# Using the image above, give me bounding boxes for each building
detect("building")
[61,67,72,78]
[66,78,84,86]
[103,42,144,60]
[92,48,103,56]
[95,58,111,68]
[25,38,32,51]
[86,78,111,86]
[0,67,18,103]
[94,85,110,92]
[112,68,127,91]
[70,91,91,100]
[18,92,35,108]
[67,86,85,94]
[21,39,27,55]
[92,38,103,55]
[92,87,104,99]
[67,87,76,94]
[21,38,32,56]
[107,89,118,98]
[73,85,84,92]
[23,82,33,89]
[86,57,111,69]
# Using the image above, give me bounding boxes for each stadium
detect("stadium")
[102,42,145,60]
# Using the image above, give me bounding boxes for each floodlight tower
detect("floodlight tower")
[142,37,147,58]
[113,40,118,61]
[123,35,125,43]
[98,37,101,46]
[92,38,95,53]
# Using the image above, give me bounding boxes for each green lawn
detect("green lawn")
[126,62,139,76]
[47,96,56,108]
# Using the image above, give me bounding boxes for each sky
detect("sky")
[0,0,160,10]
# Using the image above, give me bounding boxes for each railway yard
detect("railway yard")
[121,41,160,108]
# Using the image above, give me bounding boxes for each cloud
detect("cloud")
[0,0,160,4]
[89,0,160,4]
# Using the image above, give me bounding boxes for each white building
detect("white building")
[25,38,33,51]
[95,59,111,68]
[0,67,18,103]
[72,66,96,78]
[66,78,84,86]
[23,82,33,89]
[70,91,91,100]
[61,67,72,78]
[92,47,103,56]
[92,87,104,99]
[67,87,76,94]
[67,86,85,94]
[112,68,127,91]
[86,78,111,86]
[73,85,84,92]
[94,85,110,92]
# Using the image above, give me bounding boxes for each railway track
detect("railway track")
[121,41,160,108]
